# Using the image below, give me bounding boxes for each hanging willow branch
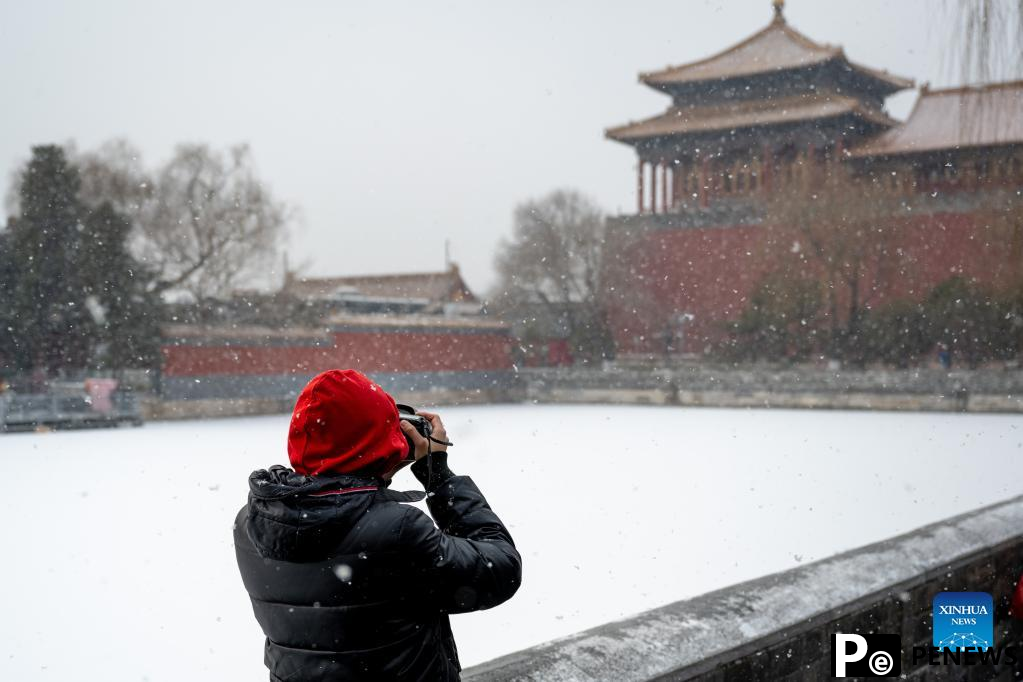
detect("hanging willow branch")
[943,0,1023,83]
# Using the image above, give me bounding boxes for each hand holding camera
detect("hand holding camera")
[398,405,451,461]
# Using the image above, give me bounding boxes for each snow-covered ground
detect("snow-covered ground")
[2,405,1022,680]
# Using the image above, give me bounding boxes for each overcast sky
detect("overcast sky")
[1,0,965,294]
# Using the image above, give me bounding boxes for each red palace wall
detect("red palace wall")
[604,210,1016,356]
[157,323,514,400]
[162,329,513,378]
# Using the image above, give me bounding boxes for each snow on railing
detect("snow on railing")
[463,494,1023,681]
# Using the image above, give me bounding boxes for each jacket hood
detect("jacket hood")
[243,465,423,561]
[288,369,409,478]
[248,464,372,500]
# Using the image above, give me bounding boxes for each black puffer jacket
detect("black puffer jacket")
[234,453,521,681]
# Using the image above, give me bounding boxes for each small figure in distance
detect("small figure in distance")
[234,368,522,681]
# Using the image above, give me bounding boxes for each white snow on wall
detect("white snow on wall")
[0,405,1021,681]
[464,494,1023,680]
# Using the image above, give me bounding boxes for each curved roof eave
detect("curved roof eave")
[639,19,911,93]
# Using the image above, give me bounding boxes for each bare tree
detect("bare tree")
[140,144,288,299]
[72,141,290,300]
[982,187,1023,350]
[760,164,907,362]
[75,138,153,220]
[489,189,613,362]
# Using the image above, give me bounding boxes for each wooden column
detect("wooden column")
[651,162,658,214]
[673,163,684,208]
[832,139,845,191]
[698,156,709,208]
[650,162,658,214]
[660,161,669,213]
[637,160,645,214]
[806,142,816,189]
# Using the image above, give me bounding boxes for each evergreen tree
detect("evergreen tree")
[0,224,18,376]
[858,301,931,368]
[79,202,163,370]
[724,274,822,363]
[7,146,94,374]
[925,277,1016,368]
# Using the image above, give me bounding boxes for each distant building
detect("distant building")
[848,81,1023,181]
[158,264,513,403]
[603,0,1023,357]
[284,263,481,316]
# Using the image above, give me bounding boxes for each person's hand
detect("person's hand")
[398,411,448,464]
[399,411,449,461]
[417,412,448,453]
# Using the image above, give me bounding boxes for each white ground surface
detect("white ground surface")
[2,405,1022,681]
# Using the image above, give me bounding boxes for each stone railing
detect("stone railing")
[464,494,1023,681]
[139,365,1023,420]
[520,365,1023,413]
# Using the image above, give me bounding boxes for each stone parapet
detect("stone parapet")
[465,495,1023,681]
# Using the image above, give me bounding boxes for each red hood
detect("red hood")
[288,369,408,477]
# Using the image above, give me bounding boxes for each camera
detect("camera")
[397,404,432,460]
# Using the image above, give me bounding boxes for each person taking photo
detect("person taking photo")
[234,369,522,681]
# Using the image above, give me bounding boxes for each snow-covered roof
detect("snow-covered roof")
[607,7,911,148]
[849,81,1023,158]
[606,92,894,142]
[326,313,508,331]
[286,264,477,304]
[161,324,330,341]
[162,314,509,342]
[639,13,911,91]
